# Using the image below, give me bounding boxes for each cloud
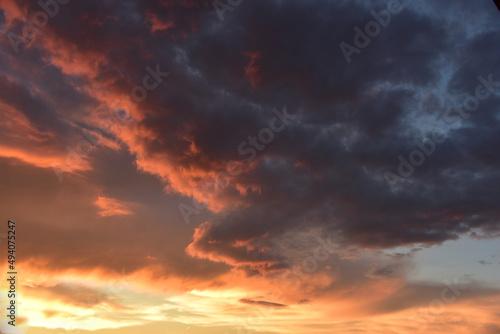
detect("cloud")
[3,0,499,282]
[94,196,134,217]
[239,298,287,308]
[24,283,129,310]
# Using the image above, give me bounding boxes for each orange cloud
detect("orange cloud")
[0,101,56,143]
[186,222,287,275]
[94,196,134,217]
[146,12,175,33]
[0,145,91,172]
[1,0,23,25]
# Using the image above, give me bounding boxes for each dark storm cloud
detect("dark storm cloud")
[180,0,500,268]
[2,0,500,275]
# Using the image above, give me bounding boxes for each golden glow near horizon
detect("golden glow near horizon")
[9,242,499,334]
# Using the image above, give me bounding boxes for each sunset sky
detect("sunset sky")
[1,0,500,333]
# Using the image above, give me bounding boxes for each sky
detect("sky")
[0,0,500,333]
